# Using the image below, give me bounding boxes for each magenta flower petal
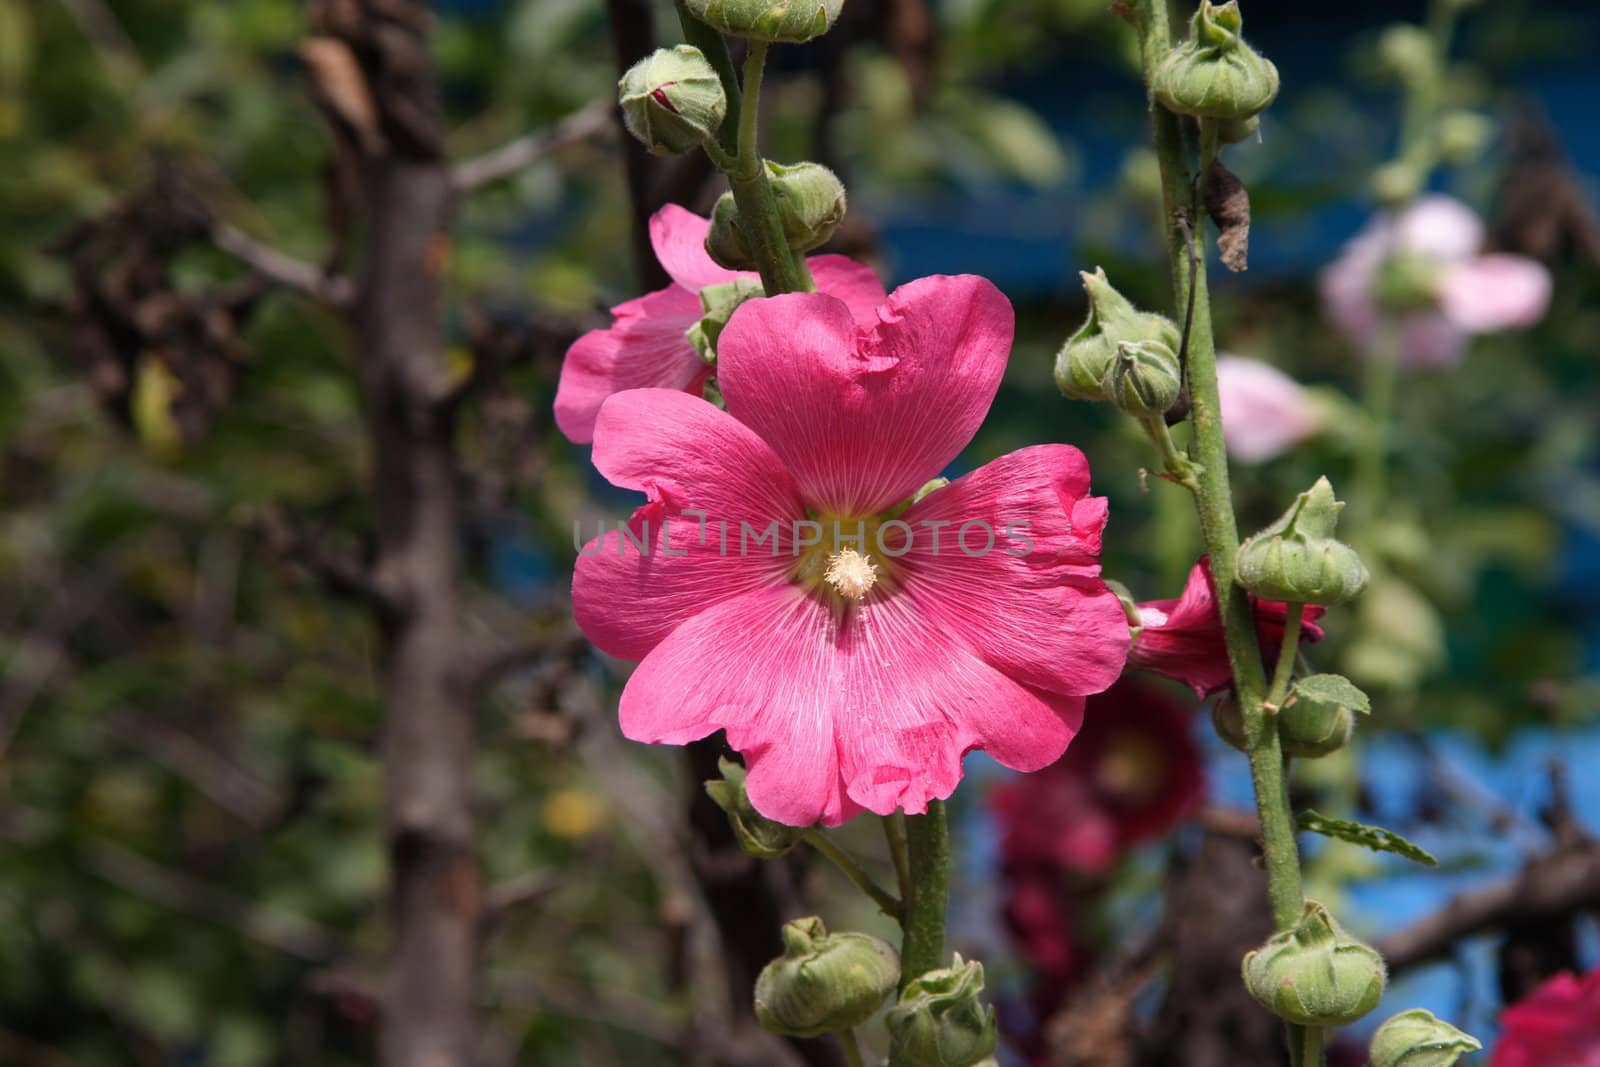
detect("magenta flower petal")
[718,275,1014,515]
[554,285,708,444]
[808,254,889,326]
[1216,355,1323,463]
[897,444,1129,697]
[1130,558,1325,697]
[649,202,742,291]
[1439,253,1552,334]
[1492,965,1600,1067]
[573,389,804,660]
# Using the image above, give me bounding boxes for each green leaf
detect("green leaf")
[1297,810,1438,867]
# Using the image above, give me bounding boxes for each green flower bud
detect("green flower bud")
[704,160,847,269]
[618,46,727,156]
[1374,250,1443,312]
[685,278,765,364]
[1242,900,1387,1026]
[1210,692,1248,752]
[885,955,998,1067]
[705,191,756,271]
[1217,114,1261,145]
[1055,268,1181,402]
[754,917,900,1037]
[1279,673,1369,758]
[768,160,847,255]
[1369,1008,1482,1067]
[684,0,844,43]
[1437,111,1494,165]
[1371,160,1426,209]
[1236,477,1370,606]
[1104,339,1182,417]
[705,757,803,859]
[1151,1,1280,121]
[1376,25,1439,88]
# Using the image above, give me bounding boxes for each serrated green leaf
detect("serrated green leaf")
[1297,810,1438,867]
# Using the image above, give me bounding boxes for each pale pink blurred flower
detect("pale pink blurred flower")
[1216,354,1323,462]
[1319,195,1552,368]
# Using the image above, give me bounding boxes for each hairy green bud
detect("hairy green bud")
[1210,692,1248,752]
[754,917,900,1037]
[684,0,844,43]
[1279,673,1369,757]
[768,160,847,254]
[705,757,803,858]
[1376,25,1439,88]
[886,955,998,1067]
[1369,1008,1482,1067]
[618,46,727,156]
[1151,1,1280,120]
[1105,340,1182,417]
[1237,477,1369,606]
[1243,900,1387,1026]
[1055,268,1181,402]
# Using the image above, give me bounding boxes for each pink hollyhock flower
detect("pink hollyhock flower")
[572,275,1130,826]
[1216,354,1323,463]
[1319,195,1552,368]
[1128,558,1326,698]
[553,203,885,443]
[991,678,1205,878]
[1492,966,1600,1067]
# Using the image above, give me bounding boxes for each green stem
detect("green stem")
[1266,605,1305,710]
[716,40,811,294]
[883,812,912,907]
[1134,1,1316,1061]
[838,1028,866,1067]
[802,830,902,918]
[674,0,741,157]
[897,801,949,985]
[1301,1024,1325,1067]
[1354,324,1399,528]
[1139,414,1201,493]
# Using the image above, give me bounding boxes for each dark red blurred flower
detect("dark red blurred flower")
[1128,557,1327,698]
[992,677,1206,879]
[1001,871,1085,984]
[1492,965,1600,1067]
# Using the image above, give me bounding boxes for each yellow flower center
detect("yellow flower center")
[823,547,880,600]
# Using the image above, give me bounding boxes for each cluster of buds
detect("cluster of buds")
[1236,477,1369,606]
[1212,672,1371,757]
[1152,0,1279,122]
[685,278,766,363]
[1055,268,1182,413]
[754,917,900,1037]
[1243,901,1387,1027]
[705,161,847,270]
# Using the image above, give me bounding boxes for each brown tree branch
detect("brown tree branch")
[1378,836,1600,972]
[449,99,614,195]
[303,3,481,1064]
[211,221,355,306]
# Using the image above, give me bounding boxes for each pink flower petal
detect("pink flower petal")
[554,285,708,444]
[618,572,1094,826]
[649,203,742,292]
[1398,311,1469,368]
[718,275,1014,515]
[896,444,1130,697]
[1216,355,1322,463]
[1395,195,1484,262]
[1439,253,1552,334]
[573,389,804,661]
[809,254,888,326]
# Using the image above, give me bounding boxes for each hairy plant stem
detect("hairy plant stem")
[677,15,812,294]
[890,800,949,1066]
[1132,0,1315,1060]
[803,830,902,918]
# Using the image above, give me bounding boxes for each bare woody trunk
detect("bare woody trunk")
[310,3,481,1064]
